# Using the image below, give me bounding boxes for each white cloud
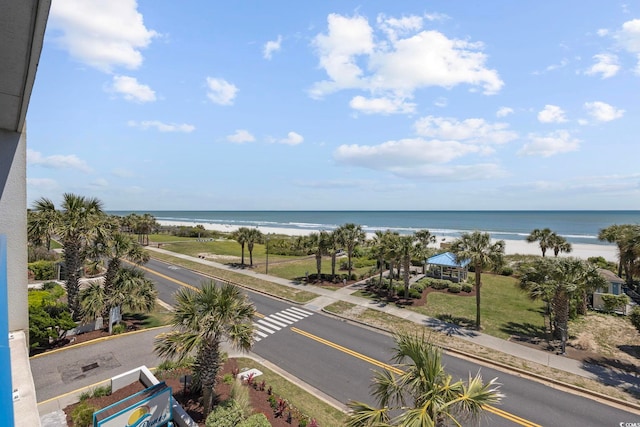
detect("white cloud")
[616,18,640,73]
[128,120,195,132]
[27,149,92,172]
[434,97,448,108]
[537,105,567,123]
[518,130,580,157]
[584,101,625,122]
[349,95,416,114]
[310,13,503,107]
[227,130,256,144]
[109,75,156,102]
[414,116,517,144]
[333,138,507,180]
[597,28,609,37]
[49,0,157,72]
[206,77,238,105]
[278,132,304,146]
[585,53,620,78]
[263,35,282,60]
[334,138,480,168]
[27,178,58,190]
[496,107,514,118]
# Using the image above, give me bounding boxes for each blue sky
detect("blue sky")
[26,1,640,210]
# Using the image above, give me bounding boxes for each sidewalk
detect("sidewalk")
[148,247,639,391]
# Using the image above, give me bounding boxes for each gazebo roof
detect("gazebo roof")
[427,252,470,268]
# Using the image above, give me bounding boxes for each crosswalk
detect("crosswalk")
[253,307,313,342]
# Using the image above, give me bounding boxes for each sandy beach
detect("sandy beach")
[157,220,619,263]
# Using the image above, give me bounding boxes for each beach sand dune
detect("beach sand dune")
[157,220,619,263]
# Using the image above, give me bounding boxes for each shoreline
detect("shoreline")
[157,220,619,263]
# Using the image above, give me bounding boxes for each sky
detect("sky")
[25,1,640,211]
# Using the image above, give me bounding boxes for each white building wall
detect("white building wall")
[0,127,28,332]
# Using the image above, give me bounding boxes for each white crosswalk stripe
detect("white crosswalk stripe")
[288,307,313,316]
[252,306,314,342]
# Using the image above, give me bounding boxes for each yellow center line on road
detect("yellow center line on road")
[290,327,542,427]
[134,263,200,292]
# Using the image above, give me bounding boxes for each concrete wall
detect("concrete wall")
[0,128,28,332]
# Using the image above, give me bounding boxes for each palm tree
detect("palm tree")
[233,227,251,266]
[80,266,157,332]
[369,230,396,289]
[245,228,263,267]
[599,224,640,284]
[328,230,342,281]
[27,199,59,251]
[337,223,366,279]
[101,232,150,304]
[549,234,572,257]
[32,193,106,320]
[306,231,330,280]
[520,258,606,351]
[526,228,555,257]
[415,229,437,273]
[397,235,418,299]
[154,282,255,417]
[450,231,505,330]
[346,330,502,427]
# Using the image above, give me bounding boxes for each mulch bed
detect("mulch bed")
[64,358,307,427]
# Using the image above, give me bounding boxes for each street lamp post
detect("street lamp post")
[265,237,270,275]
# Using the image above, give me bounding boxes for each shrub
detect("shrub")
[428,279,450,290]
[630,307,640,334]
[230,378,252,418]
[601,294,630,314]
[412,283,425,293]
[408,288,422,299]
[28,260,56,280]
[90,385,111,398]
[71,402,99,427]
[461,283,473,293]
[222,373,235,385]
[238,413,271,427]
[28,303,75,352]
[205,400,244,427]
[448,284,462,293]
[500,266,514,276]
[111,324,126,334]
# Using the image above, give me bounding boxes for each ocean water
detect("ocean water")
[108,211,640,246]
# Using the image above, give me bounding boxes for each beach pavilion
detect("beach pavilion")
[426,252,471,283]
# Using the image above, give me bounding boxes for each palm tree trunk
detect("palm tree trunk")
[241,243,245,266]
[64,238,83,321]
[196,339,222,417]
[403,258,410,298]
[475,266,482,330]
[316,253,322,279]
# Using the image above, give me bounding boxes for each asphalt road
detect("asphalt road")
[139,258,640,427]
[32,258,640,426]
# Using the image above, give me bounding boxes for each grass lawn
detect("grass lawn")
[149,252,320,303]
[410,274,546,339]
[265,256,372,282]
[236,357,348,426]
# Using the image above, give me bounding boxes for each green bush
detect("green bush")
[71,401,98,427]
[428,279,450,290]
[28,303,76,352]
[630,307,640,334]
[111,324,126,334]
[238,413,271,427]
[500,266,514,276]
[448,284,462,293]
[412,283,425,293]
[205,400,244,427]
[408,288,422,299]
[28,260,56,280]
[601,294,630,313]
[461,283,473,293]
[90,385,111,398]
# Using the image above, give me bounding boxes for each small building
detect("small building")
[593,269,634,315]
[426,252,470,283]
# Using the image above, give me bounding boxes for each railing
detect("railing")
[0,235,15,425]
